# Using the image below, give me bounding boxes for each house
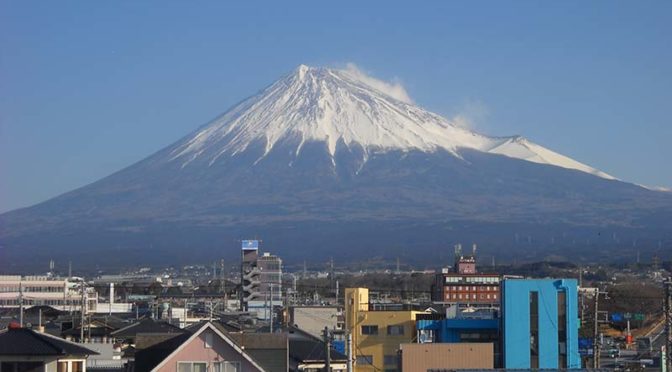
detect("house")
[286,326,347,372]
[133,322,267,372]
[0,323,98,372]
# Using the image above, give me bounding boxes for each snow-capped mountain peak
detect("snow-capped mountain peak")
[170,64,613,179]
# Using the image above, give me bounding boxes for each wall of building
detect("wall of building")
[417,318,499,343]
[400,343,494,372]
[502,279,579,369]
[290,306,341,338]
[345,288,426,372]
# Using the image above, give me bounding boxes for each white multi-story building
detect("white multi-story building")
[0,275,97,312]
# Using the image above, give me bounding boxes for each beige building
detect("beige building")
[345,288,427,372]
[0,275,97,311]
[400,343,494,372]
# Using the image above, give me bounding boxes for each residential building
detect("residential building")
[501,278,580,369]
[0,323,98,372]
[241,240,261,312]
[286,326,347,372]
[345,288,427,372]
[257,253,282,302]
[240,241,284,320]
[133,322,267,372]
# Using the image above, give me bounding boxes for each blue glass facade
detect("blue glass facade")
[501,279,580,369]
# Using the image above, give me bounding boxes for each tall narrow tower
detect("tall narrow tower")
[240,240,260,311]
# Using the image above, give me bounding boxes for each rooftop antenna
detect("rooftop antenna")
[471,243,477,256]
[454,244,462,257]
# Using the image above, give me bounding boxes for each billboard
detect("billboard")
[242,240,259,250]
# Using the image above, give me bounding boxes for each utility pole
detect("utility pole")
[80,283,86,343]
[220,259,227,311]
[270,284,274,334]
[592,288,608,369]
[346,331,353,372]
[323,327,331,372]
[19,282,24,327]
[664,277,672,372]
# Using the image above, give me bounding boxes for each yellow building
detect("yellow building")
[345,288,427,372]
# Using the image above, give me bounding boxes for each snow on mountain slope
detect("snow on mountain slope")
[170,64,613,179]
[486,136,615,179]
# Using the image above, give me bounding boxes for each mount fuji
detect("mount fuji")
[1,65,670,270]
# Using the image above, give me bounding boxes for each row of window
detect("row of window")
[444,276,500,284]
[444,293,497,300]
[445,285,498,292]
[0,285,64,293]
[0,299,83,306]
[361,325,405,336]
[177,361,240,372]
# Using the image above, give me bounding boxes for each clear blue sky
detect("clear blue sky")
[1,1,670,213]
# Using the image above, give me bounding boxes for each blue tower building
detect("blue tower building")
[502,278,580,369]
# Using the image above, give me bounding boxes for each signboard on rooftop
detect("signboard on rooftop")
[242,240,259,250]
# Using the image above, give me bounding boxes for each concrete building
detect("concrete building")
[257,252,282,302]
[399,343,494,371]
[430,245,500,306]
[416,310,499,344]
[501,278,580,369]
[0,275,97,312]
[345,288,427,372]
[241,240,261,312]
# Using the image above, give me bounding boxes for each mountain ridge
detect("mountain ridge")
[0,64,670,270]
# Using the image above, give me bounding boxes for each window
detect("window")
[178,362,207,372]
[530,291,539,369]
[214,362,241,372]
[361,325,378,335]
[56,360,84,372]
[558,290,567,368]
[383,355,398,366]
[356,355,373,365]
[71,361,83,372]
[387,325,404,336]
[58,362,68,372]
[205,332,214,348]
